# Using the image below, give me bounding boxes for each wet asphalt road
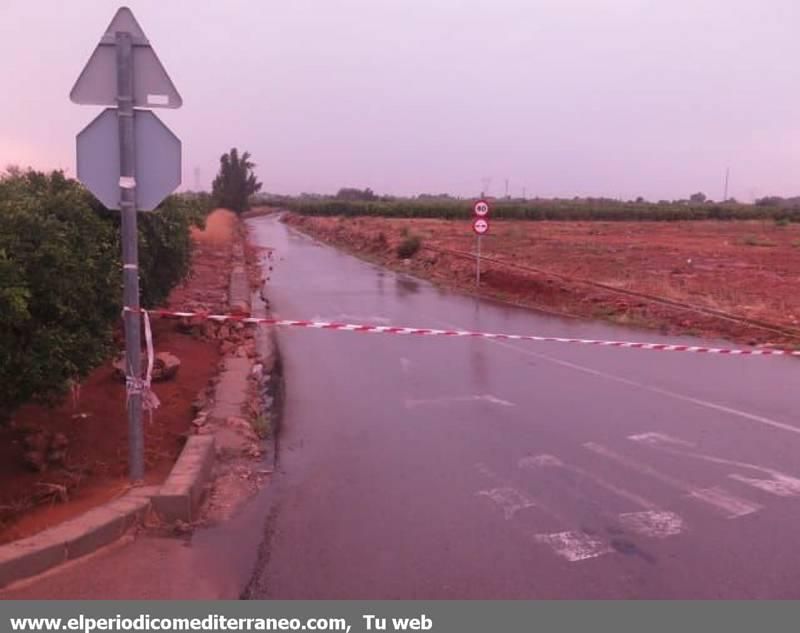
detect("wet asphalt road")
[245,215,800,599]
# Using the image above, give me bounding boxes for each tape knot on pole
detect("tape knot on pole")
[123,308,160,421]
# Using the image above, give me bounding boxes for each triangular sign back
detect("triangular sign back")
[70,7,182,109]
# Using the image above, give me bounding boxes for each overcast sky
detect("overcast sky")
[1,0,799,201]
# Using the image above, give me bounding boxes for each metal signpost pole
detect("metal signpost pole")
[476,235,481,287]
[116,31,144,482]
[72,7,183,484]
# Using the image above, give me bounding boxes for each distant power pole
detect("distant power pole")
[194,166,201,192]
[522,186,526,200]
[481,176,492,197]
[504,178,509,199]
[723,167,730,201]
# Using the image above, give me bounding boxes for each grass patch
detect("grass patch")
[251,413,271,439]
[741,235,777,247]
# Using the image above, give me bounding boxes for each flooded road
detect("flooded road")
[245,214,800,599]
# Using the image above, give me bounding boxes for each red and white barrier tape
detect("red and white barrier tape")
[127,308,800,358]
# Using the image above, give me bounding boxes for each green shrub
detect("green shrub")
[397,235,421,258]
[0,169,208,421]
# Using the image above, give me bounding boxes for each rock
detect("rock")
[50,432,69,450]
[220,340,236,355]
[176,317,195,333]
[202,321,218,340]
[152,352,180,382]
[191,389,208,415]
[112,352,180,381]
[245,444,263,458]
[225,416,258,441]
[191,416,207,428]
[24,431,49,453]
[47,448,67,467]
[24,450,47,472]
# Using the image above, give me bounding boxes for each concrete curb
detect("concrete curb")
[229,265,249,314]
[151,435,216,523]
[0,434,219,588]
[0,485,155,589]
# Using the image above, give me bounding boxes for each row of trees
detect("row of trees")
[0,168,207,422]
[265,196,800,222]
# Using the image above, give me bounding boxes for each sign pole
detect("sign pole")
[116,31,144,482]
[72,7,183,483]
[476,234,481,287]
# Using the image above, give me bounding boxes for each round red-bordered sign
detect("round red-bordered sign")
[473,217,489,235]
[473,199,490,217]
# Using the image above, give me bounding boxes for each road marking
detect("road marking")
[533,531,613,562]
[618,510,686,538]
[399,357,411,373]
[583,442,761,518]
[476,463,615,563]
[628,431,800,497]
[628,432,694,448]
[518,454,686,537]
[475,463,565,524]
[727,474,800,497]
[476,487,538,520]
[459,327,800,437]
[518,454,659,510]
[405,394,515,409]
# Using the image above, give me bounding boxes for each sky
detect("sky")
[1,0,799,201]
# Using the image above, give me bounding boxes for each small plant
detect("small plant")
[251,413,270,438]
[742,235,776,247]
[397,234,422,258]
[775,217,791,227]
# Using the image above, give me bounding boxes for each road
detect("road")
[244,215,800,599]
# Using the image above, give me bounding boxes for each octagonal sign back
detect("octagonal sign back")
[77,108,181,211]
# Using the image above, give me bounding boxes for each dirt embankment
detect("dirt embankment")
[0,209,238,544]
[283,213,800,348]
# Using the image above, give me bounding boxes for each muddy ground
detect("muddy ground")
[0,210,237,544]
[283,213,800,348]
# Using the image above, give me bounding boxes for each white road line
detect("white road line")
[405,394,515,409]
[687,487,762,518]
[509,344,800,437]
[399,357,411,373]
[628,431,800,497]
[583,442,761,518]
[728,474,800,497]
[518,454,659,510]
[429,311,800,437]
[519,454,687,538]
[628,432,694,448]
[533,531,613,562]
